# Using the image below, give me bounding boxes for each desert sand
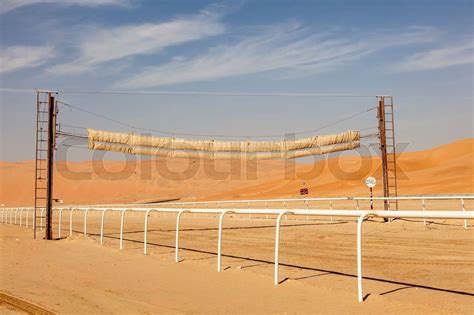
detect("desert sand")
[1,139,473,313]
[1,212,473,313]
[0,138,473,206]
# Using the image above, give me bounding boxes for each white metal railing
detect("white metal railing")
[1,205,472,302]
[155,196,473,229]
[2,194,473,227]
[54,195,474,208]
[12,195,472,213]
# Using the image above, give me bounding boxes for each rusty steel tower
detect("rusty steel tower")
[34,90,58,239]
[377,96,398,211]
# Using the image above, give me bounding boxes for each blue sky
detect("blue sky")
[0,0,473,161]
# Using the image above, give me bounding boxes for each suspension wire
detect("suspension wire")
[359,126,378,132]
[58,143,90,150]
[294,107,376,135]
[360,132,379,139]
[58,100,377,139]
[57,131,88,139]
[58,101,144,132]
[60,124,87,130]
[56,89,378,98]
[58,130,379,144]
[1,87,387,97]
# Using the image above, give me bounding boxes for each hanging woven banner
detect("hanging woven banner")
[87,128,360,160]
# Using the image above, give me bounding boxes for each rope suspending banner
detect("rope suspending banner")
[55,98,375,159]
[58,100,375,138]
[87,128,360,160]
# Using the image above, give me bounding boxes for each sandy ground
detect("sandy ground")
[1,212,473,314]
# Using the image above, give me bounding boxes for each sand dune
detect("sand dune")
[0,138,472,206]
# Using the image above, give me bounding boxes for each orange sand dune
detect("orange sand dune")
[0,139,472,206]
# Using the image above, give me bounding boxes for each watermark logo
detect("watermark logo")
[56,135,409,182]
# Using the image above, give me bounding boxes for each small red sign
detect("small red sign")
[300,188,309,195]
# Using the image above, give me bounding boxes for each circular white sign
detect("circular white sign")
[365,177,377,188]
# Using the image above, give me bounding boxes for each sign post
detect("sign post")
[300,182,309,196]
[365,177,377,210]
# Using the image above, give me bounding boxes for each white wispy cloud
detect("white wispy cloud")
[0,45,55,73]
[0,0,131,14]
[394,41,474,72]
[48,6,226,75]
[115,24,437,88]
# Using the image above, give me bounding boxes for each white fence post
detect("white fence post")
[422,199,426,226]
[330,200,333,222]
[274,210,295,285]
[305,200,309,221]
[100,209,110,245]
[84,208,90,236]
[58,208,63,238]
[461,198,468,229]
[217,210,234,272]
[144,209,160,255]
[357,212,373,302]
[175,210,189,261]
[119,209,130,250]
[69,208,75,236]
[266,201,269,220]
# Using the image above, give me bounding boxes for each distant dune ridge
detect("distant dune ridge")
[0,139,472,206]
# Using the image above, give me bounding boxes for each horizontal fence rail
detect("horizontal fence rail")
[3,195,473,227]
[48,195,474,207]
[1,205,473,302]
